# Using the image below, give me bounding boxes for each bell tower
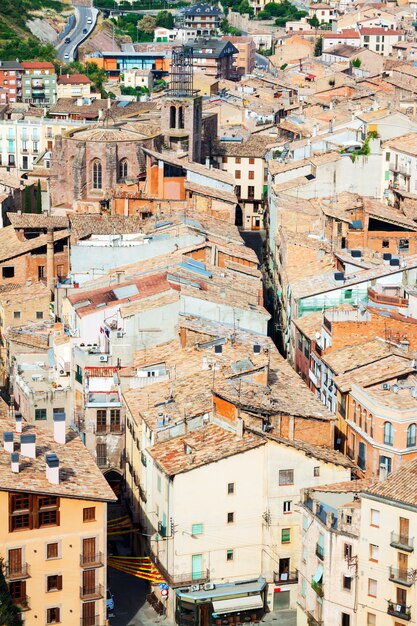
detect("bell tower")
[161,46,203,163]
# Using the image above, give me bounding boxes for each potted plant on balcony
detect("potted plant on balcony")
[0,557,23,625]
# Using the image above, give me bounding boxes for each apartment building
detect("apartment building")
[357,463,417,626]
[190,39,239,80]
[297,481,367,626]
[21,62,57,106]
[179,3,222,36]
[308,3,336,24]
[359,26,404,55]
[222,36,256,78]
[57,74,92,99]
[0,60,23,104]
[0,404,116,626]
[382,133,417,207]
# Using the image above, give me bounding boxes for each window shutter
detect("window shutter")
[57,575,62,590]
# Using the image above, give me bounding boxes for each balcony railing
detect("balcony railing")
[94,425,124,435]
[390,532,414,552]
[311,578,324,597]
[149,554,209,588]
[389,566,415,586]
[5,562,29,580]
[274,570,298,584]
[80,616,105,626]
[368,288,408,308]
[389,162,411,176]
[96,456,109,468]
[80,552,104,568]
[307,610,323,626]
[387,601,411,621]
[315,543,324,560]
[80,584,104,600]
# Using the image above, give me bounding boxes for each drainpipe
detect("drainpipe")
[46,228,54,291]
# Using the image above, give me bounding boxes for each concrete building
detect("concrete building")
[359,26,404,55]
[0,403,116,626]
[122,68,153,91]
[56,74,92,100]
[179,3,223,36]
[190,39,239,80]
[222,36,256,78]
[308,3,336,24]
[0,60,23,104]
[21,62,57,106]
[382,133,417,211]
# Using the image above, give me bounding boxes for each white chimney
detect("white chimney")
[15,412,22,433]
[11,452,19,473]
[45,453,60,485]
[379,463,388,482]
[236,416,244,439]
[20,433,36,459]
[53,411,66,445]
[3,432,14,453]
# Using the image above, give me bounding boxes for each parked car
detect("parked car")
[107,589,115,612]
[83,28,88,33]
[64,37,71,43]
[64,53,70,59]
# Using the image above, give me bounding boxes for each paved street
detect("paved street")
[56,4,98,61]
[240,229,265,264]
[107,566,149,626]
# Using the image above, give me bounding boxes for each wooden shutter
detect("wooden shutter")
[8,548,22,576]
[56,575,63,591]
[83,537,96,561]
[82,600,96,626]
[400,517,409,542]
[83,569,95,594]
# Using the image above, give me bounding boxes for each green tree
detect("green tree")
[138,15,157,34]
[314,36,323,56]
[23,185,31,213]
[351,57,361,68]
[0,558,23,626]
[155,10,174,29]
[308,14,320,28]
[36,179,42,214]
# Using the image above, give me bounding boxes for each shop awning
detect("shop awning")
[212,595,264,615]
[312,565,323,583]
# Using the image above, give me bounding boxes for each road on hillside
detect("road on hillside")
[56,4,99,62]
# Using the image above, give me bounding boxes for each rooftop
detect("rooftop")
[0,407,116,502]
[322,338,395,375]
[383,132,417,157]
[57,73,92,85]
[366,457,417,508]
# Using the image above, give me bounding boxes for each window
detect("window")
[83,507,95,522]
[235,185,241,198]
[235,157,241,164]
[367,613,376,626]
[14,311,21,320]
[369,544,379,562]
[249,157,255,164]
[227,512,234,524]
[368,578,377,597]
[384,421,394,445]
[344,543,352,560]
[222,156,228,163]
[343,576,352,591]
[38,265,45,280]
[227,482,235,494]
[92,159,102,189]
[192,523,203,535]
[399,239,409,252]
[35,409,47,421]
[170,105,176,128]
[36,311,44,319]
[301,578,307,597]
[96,409,106,433]
[303,515,308,531]
[407,424,416,447]
[110,409,121,432]
[281,528,291,543]
[248,170,254,179]
[157,474,162,492]
[96,443,106,466]
[382,240,389,248]
[314,466,320,477]
[279,469,294,485]
[235,170,241,179]
[346,515,352,525]
[380,456,392,474]
[46,543,59,559]
[226,549,234,561]
[46,607,60,623]
[370,509,380,527]
[248,185,255,199]
[341,614,350,626]
[46,575,62,592]
[283,500,292,513]
[1,266,13,278]
[386,152,391,162]
[118,159,128,180]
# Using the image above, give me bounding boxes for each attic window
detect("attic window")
[184,443,193,455]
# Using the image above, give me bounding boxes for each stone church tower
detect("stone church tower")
[160,47,203,163]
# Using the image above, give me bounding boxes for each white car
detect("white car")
[64,53,70,59]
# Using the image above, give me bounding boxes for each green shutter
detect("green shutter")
[192,523,203,535]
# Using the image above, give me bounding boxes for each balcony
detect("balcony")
[94,425,124,435]
[368,288,408,308]
[274,570,298,584]
[80,584,104,600]
[149,554,209,588]
[5,562,30,580]
[315,543,324,560]
[389,162,411,177]
[80,616,105,626]
[87,391,121,408]
[390,532,414,552]
[13,596,30,611]
[389,566,415,586]
[311,578,324,597]
[80,552,104,568]
[307,611,323,626]
[387,601,411,621]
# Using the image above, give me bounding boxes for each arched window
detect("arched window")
[170,105,176,129]
[118,159,128,180]
[178,106,184,129]
[384,421,394,446]
[407,423,416,448]
[92,159,102,190]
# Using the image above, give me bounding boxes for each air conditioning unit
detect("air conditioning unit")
[381,383,390,390]
[204,583,215,591]
[59,369,68,376]
[99,355,108,362]
[190,585,200,592]
[117,331,124,338]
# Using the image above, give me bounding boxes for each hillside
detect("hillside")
[0,0,69,61]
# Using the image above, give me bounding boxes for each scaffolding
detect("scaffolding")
[168,46,198,97]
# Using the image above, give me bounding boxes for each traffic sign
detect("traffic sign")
[161,588,169,597]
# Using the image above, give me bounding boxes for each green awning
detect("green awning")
[312,565,323,583]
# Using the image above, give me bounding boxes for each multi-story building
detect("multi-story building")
[298,481,366,626]
[190,39,239,80]
[357,461,417,626]
[0,60,22,104]
[21,62,57,106]
[0,403,116,626]
[179,3,223,36]
[382,133,417,208]
[359,26,404,55]
[122,68,153,91]
[57,74,92,100]
[222,36,256,78]
[308,3,336,24]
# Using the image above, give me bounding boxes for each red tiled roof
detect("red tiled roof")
[21,62,54,69]
[58,73,91,85]
[359,27,401,35]
[323,30,360,38]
